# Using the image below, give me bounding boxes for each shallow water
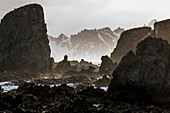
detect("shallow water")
[0,81,108,92]
[0,81,19,92]
[100,86,108,91]
[1,85,19,92]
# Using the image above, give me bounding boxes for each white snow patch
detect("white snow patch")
[98,33,111,51]
[113,32,121,37]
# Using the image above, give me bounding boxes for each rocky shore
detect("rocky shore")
[1,3,170,113]
[0,82,169,113]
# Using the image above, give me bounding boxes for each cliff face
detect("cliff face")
[110,27,151,63]
[152,19,170,43]
[108,37,170,103]
[0,4,51,73]
[49,27,124,62]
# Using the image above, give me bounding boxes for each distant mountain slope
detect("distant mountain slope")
[49,27,124,62]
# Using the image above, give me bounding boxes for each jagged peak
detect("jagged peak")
[58,33,68,40]
[113,27,124,33]
[99,27,112,31]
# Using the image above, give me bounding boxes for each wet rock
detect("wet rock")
[100,102,169,113]
[16,82,36,94]
[110,27,151,63]
[86,66,96,73]
[93,75,111,87]
[99,55,117,75]
[1,93,22,109]
[77,86,106,104]
[54,97,94,113]
[65,76,91,84]
[0,4,52,73]
[108,37,170,104]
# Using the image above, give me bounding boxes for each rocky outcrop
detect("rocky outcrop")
[148,19,170,43]
[99,55,117,75]
[49,27,124,62]
[0,4,52,73]
[55,55,76,73]
[110,27,151,63]
[108,37,170,104]
[93,75,111,87]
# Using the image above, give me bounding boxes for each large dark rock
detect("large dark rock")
[108,37,170,104]
[99,55,117,75]
[146,19,170,44]
[0,4,51,73]
[110,27,151,63]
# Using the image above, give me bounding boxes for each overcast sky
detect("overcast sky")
[0,0,170,37]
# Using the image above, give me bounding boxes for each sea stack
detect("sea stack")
[0,4,52,73]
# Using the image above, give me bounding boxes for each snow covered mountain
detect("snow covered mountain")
[48,27,124,62]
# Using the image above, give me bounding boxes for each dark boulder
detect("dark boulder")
[0,4,51,73]
[107,37,170,104]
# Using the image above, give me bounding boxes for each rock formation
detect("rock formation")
[55,55,78,73]
[0,4,52,73]
[148,19,170,43]
[93,75,111,87]
[108,37,170,104]
[49,27,124,62]
[110,27,151,63]
[99,55,117,75]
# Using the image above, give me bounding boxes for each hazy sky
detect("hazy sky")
[0,0,170,37]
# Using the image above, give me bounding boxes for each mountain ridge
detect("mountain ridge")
[49,27,124,62]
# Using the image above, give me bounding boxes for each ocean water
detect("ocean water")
[0,82,108,92]
[0,81,18,92]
